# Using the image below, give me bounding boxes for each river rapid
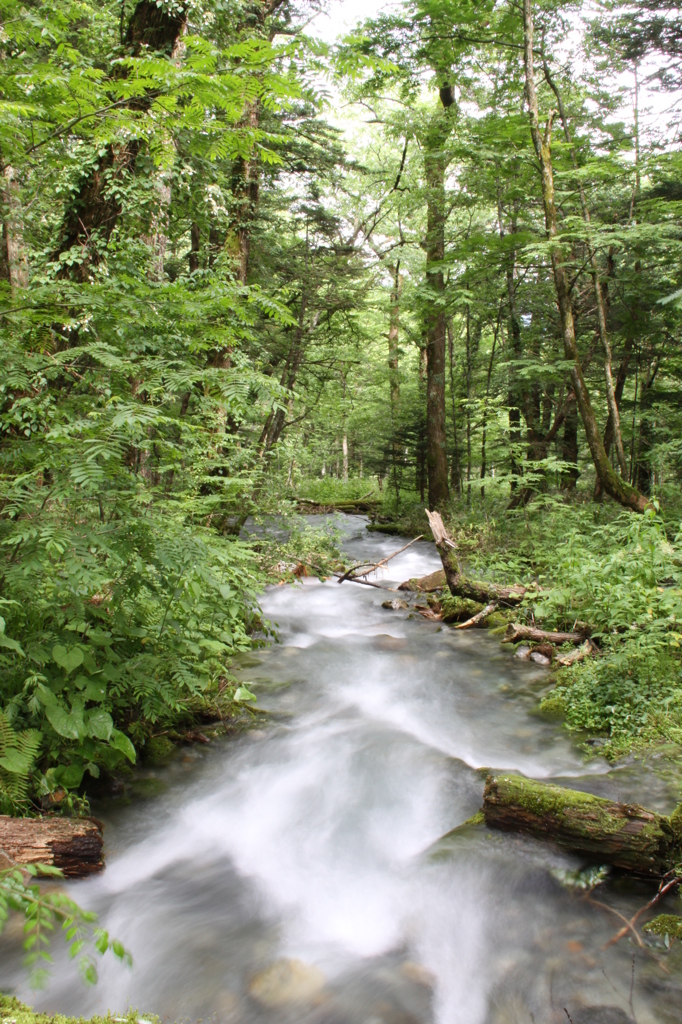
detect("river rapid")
[2,517,682,1024]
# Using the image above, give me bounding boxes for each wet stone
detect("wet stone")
[530,651,551,666]
[382,598,409,611]
[569,1007,635,1024]
[514,646,531,660]
[248,958,326,1008]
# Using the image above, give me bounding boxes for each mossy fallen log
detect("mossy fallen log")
[483,774,682,877]
[0,815,104,877]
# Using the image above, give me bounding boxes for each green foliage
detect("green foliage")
[0,710,41,814]
[0,863,130,988]
[643,914,682,946]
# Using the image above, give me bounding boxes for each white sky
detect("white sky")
[308,0,397,43]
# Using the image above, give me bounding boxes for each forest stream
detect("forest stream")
[2,518,682,1024]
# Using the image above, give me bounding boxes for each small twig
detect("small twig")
[455,602,498,630]
[337,535,423,584]
[602,872,675,950]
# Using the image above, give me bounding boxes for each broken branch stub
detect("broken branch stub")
[424,510,526,606]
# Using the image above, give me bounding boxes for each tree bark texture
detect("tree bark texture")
[0,159,29,290]
[483,774,681,877]
[0,816,104,878]
[522,0,650,514]
[425,510,526,606]
[423,106,451,509]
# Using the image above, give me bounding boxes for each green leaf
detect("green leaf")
[85,709,113,741]
[110,729,136,763]
[52,645,84,675]
[233,685,257,703]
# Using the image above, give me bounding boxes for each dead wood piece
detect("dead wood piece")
[556,640,595,667]
[417,607,442,621]
[0,815,104,878]
[425,510,526,606]
[483,774,680,877]
[503,623,586,646]
[455,602,499,630]
[338,535,423,585]
[398,568,446,592]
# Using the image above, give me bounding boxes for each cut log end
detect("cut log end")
[0,815,104,878]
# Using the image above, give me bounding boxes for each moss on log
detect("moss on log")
[398,568,447,592]
[0,815,104,877]
[483,774,681,877]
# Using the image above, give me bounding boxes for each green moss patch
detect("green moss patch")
[0,996,156,1024]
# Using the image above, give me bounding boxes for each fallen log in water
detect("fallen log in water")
[483,774,682,877]
[0,815,104,877]
[425,511,526,606]
[502,622,587,646]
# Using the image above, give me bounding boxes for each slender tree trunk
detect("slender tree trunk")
[230,99,260,284]
[423,105,451,509]
[522,0,650,513]
[634,355,659,494]
[189,221,201,272]
[447,318,462,493]
[543,62,628,478]
[497,187,524,491]
[0,158,28,290]
[480,307,501,495]
[561,396,579,489]
[388,261,402,501]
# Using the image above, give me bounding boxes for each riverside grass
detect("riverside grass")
[0,997,151,1024]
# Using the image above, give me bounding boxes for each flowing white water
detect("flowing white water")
[2,517,681,1024]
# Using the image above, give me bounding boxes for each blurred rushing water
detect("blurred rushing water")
[2,516,682,1024]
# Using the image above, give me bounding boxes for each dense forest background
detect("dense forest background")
[2,0,682,814]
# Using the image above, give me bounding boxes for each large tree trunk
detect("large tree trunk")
[0,816,104,878]
[423,101,452,509]
[483,774,680,877]
[388,261,402,498]
[522,0,650,514]
[54,1,186,280]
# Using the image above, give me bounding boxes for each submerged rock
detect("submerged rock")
[400,961,436,988]
[569,1007,635,1024]
[248,958,326,1007]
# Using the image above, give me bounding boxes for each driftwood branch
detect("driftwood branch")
[502,623,587,646]
[337,536,421,585]
[455,602,498,630]
[0,815,104,878]
[556,640,596,667]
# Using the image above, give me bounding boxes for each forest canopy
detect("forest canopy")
[2,0,682,811]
